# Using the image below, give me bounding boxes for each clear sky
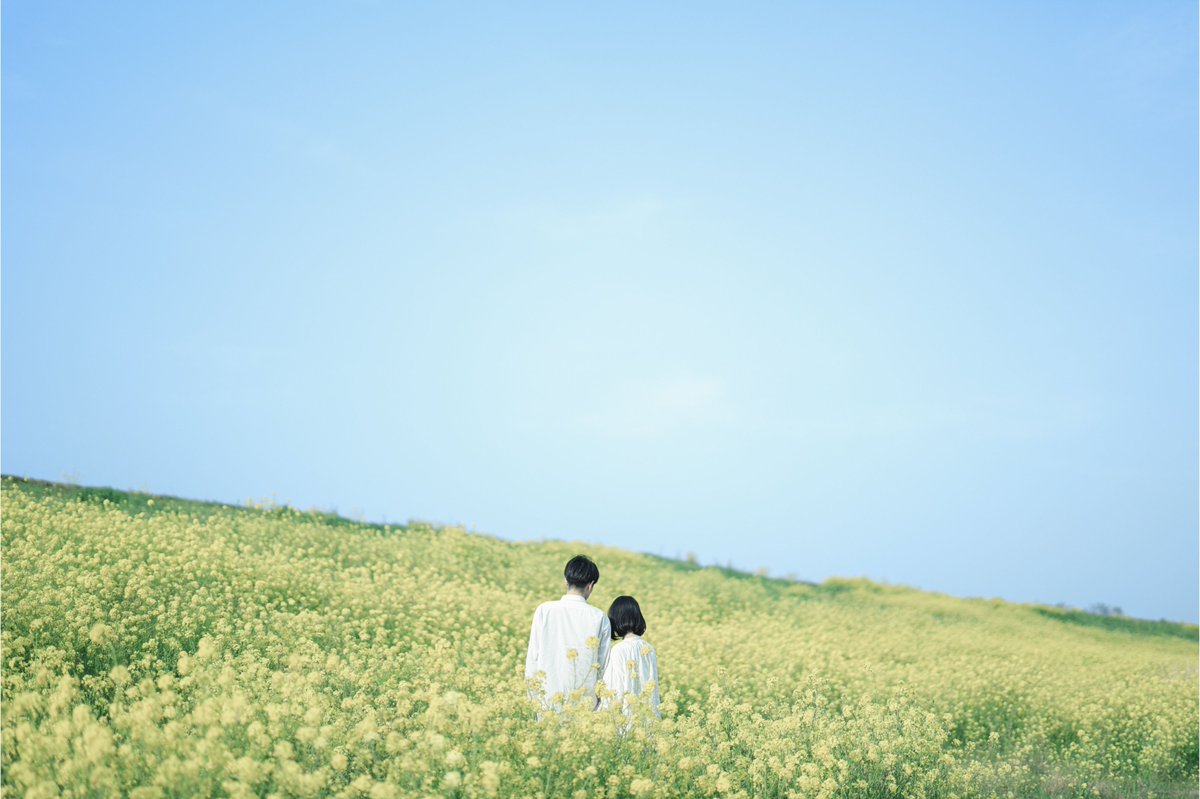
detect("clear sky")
[4,2,1196,622]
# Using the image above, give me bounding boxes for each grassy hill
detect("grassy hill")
[2,476,1196,798]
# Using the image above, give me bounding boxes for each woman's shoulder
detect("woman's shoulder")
[613,637,656,654]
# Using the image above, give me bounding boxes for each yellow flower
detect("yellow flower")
[478,761,502,797]
[88,623,112,646]
[629,777,654,796]
[566,648,579,661]
[0,477,1194,799]
[369,783,398,799]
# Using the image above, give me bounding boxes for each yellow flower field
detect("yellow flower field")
[1,477,1195,798]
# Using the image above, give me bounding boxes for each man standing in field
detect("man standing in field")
[525,555,612,712]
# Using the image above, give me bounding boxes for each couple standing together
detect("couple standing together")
[524,555,662,718]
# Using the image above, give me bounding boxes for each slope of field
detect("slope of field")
[2,477,1196,799]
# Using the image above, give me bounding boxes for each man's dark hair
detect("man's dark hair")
[607,595,647,639]
[564,555,599,589]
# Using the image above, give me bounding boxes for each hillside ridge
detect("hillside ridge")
[4,472,1196,797]
[4,473,1194,639]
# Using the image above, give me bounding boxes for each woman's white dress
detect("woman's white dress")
[599,634,661,718]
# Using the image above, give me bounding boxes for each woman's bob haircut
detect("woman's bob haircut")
[607,595,647,639]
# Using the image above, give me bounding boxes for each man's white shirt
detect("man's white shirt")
[524,593,612,709]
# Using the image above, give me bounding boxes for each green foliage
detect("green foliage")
[1030,606,1198,642]
[1,476,1195,799]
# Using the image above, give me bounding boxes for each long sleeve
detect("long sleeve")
[646,649,662,718]
[599,642,631,708]
[597,615,613,679]
[524,606,542,682]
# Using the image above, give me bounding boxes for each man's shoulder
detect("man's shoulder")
[579,602,607,622]
[536,598,606,620]
[534,598,577,614]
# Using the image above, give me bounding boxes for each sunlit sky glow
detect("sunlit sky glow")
[3,2,1196,622]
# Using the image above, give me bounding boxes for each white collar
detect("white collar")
[561,594,587,602]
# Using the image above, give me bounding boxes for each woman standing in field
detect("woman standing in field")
[600,595,661,719]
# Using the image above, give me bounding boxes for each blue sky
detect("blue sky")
[4,2,1196,622]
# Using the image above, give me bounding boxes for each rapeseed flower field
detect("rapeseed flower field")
[1,477,1195,798]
